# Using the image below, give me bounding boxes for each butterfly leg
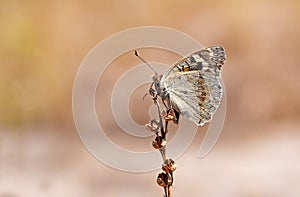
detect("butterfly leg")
[143,82,156,100]
[148,82,157,99]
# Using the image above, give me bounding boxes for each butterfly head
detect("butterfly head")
[152,74,168,99]
[151,73,161,86]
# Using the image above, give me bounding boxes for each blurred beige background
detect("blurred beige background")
[1,0,300,196]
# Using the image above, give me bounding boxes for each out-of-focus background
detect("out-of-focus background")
[1,1,300,196]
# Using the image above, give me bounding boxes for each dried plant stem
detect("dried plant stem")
[162,120,172,197]
[147,96,176,197]
[168,185,172,197]
[159,147,166,161]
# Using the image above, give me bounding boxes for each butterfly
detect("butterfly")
[136,46,226,126]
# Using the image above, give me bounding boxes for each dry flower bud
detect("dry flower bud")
[163,109,175,121]
[156,172,172,187]
[152,136,167,149]
[162,158,177,172]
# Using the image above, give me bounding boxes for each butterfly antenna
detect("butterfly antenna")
[134,50,158,75]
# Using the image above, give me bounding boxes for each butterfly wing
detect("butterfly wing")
[160,46,226,126]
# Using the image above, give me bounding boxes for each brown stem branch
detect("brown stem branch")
[148,95,175,197]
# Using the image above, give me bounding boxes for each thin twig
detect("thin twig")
[168,185,172,197]
[149,96,175,197]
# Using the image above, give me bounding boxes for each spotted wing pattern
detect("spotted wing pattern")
[160,46,226,126]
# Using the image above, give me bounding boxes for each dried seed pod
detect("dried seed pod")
[163,109,175,121]
[162,158,177,172]
[152,136,167,149]
[163,108,179,124]
[156,172,172,187]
